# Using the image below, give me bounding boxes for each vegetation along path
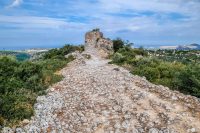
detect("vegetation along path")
[3,30,200,133]
[3,47,199,133]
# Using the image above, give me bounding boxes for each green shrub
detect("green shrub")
[0,45,81,126]
[133,66,160,82]
[110,44,200,98]
[92,28,100,32]
[132,48,148,56]
[43,44,83,60]
[111,53,125,64]
[113,38,125,52]
[0,116,4,126]
[177,64,200,97]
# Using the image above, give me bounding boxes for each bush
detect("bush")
[177,64,200,97]
[133,66,160,82]
[43,44,81,60]
[113,38,125,52]
[92,28,100,32]
[132,48,148,56]
[0,45,81,126]
[0,116,4,126]
[110,44,200,98]
[111,53,125,64]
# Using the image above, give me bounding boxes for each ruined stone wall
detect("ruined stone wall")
[97,38,113,51]
[85,29,114,57]
[85,30,103,47]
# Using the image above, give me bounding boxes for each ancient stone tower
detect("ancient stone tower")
[85,29,114,57]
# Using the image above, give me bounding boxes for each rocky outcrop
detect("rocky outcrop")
[85,29,113,57]
[85,29,103,46]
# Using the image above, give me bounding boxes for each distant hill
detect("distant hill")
[177,43,200,50]
[160,43,200,50]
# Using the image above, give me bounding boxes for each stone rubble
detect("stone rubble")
[2,30,200,133]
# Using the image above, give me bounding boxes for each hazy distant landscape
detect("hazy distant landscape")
[0,51,30,61]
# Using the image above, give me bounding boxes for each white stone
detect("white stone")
[149,128,159,133]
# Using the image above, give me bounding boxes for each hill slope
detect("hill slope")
[2,30,200,133]
[3,46,200,133]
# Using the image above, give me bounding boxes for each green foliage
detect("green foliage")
[112,38,135,53]
[110,45,200,98]
[177,64,200,97]
[0,116,4,126]
[134,66,160,81]
[0,57,44,125]
[132,58,186,89]
[92,28,100,32]
[132,47,148,56]
[112,53,125,64]
[110,45,148,65]
[113,38,125,52]
[0,45,81,127]
[131,57,200,97]
[43,45,83,60]
[0,94,34,121]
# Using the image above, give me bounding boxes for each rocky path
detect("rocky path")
[6,48,200,133]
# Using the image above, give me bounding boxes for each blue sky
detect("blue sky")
[0,0,200,49]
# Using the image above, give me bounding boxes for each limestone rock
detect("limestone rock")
[85,29,103,46]
[22,119,30,125]
[1,127,14,133]
[85,29,113,57]
[148,128,159,133]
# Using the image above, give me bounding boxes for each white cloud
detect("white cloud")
[54,0,200,33]
[98,0,200,15]
[1,0,200,45]
[89,0,200,39]
[0,15,86,30]
[6,0,23,8]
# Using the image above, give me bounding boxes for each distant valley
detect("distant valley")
[0,48,49,61]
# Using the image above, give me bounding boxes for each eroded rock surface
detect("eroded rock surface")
[85,29,113,57]
[3,31,200,133]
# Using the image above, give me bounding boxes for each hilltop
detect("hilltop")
[2,30,200,133]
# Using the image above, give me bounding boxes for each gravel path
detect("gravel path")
[5,47,200,133]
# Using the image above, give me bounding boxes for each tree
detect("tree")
[112,38,125,52]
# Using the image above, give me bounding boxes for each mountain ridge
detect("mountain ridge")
[160,43,200,50]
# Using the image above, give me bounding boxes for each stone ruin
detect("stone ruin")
[85,29,114,57]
